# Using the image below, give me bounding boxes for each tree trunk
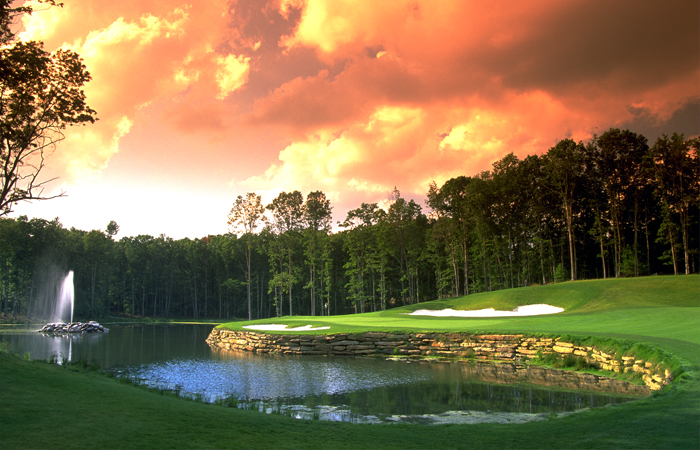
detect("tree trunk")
[246,241,252,321]
[91,264,97,318]
[669,225,679,275]
[644,212,651,274]
[680,208,690,275]
[451,244,460,297]
[564,200,576,281]
[204,267,208,320]
[192,276,198,319]
[549,239,556,281]
[482,236,489,292]
[595,205,607,279]
[539,240,546,285]
[633,198,639,277]
[462,240,470,295]
[288,249,293,316]
[380,262,386,310]
[508,230,515,288]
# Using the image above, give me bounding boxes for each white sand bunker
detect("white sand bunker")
[242,324,331,331]
[406,304,564,317]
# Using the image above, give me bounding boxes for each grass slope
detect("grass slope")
[221,276,699,345]
[2,275,698,449]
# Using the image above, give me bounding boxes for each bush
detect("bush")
[620,246,647,277]
[554,264,568,283]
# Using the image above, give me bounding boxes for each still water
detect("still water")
[2,324,646,424]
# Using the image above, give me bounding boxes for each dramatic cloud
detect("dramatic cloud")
[19,0,243,181]
[10,0,699,238]
[242,0,699,213]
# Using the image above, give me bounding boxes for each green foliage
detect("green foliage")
[620,246,647,278]
[1,273,700,449]
[0,127,698,322]
[554,263,568,283]
[214,395,240,408]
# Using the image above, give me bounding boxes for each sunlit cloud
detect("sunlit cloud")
[215,54,251,99]
[8,0,698,238]
[18,0,233,182]
[243,88,605,210]
[60,116,133,181]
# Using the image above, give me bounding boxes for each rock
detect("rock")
[205,329,673,391]
[553,345,574,354]
[38,321,108,334]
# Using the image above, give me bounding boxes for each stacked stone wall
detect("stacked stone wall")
[206,329,673,390]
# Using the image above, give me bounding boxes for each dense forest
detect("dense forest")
[0,129,697,322]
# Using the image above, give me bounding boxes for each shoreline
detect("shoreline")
[206,329,673,391]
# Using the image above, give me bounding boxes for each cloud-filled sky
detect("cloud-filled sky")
[10,0,700,239]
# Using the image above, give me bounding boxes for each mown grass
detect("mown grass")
[219,276,699,343]
[1,275,698,449]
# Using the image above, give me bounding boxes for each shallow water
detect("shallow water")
[1,323,645,424]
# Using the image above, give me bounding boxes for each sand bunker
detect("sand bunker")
[242,324,331,331]
[405,304,564,317]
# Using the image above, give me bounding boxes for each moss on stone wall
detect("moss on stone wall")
[206,329,676,390]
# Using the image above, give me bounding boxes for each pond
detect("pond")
[1,324,647,424]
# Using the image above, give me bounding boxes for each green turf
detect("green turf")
[1,275,698,449]
[219,276,700,344]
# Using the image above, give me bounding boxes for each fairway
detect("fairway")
[220,276,700,346]
[2,275,699,449]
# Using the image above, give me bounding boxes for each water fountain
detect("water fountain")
[38,271,108,334]
[56,271,74,324]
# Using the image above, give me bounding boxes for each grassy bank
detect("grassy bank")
[219,276,699,347]
[2,275,698,449]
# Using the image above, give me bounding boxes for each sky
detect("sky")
[9,0,700,239]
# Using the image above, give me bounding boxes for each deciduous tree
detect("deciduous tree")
[0,1,96,215]
[651,134,699,275]
[228,193,265,320]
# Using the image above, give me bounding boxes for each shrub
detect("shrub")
[554,264,568,283]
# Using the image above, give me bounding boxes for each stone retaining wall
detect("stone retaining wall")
[206,329,673,390]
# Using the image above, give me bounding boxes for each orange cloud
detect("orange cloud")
[18,0,247,182]
[9,0,698,238]
[241,0,698,209]
[216,54,251,99]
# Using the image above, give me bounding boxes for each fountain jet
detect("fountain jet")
[55,271,74,324]
[39,270,107,334]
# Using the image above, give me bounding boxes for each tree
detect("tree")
[228,193,265,321]
[466,173,497,292]
[340,203,381,313]
[106,220,120,237]
[0,1,97,215]
[82,229,112,318]
[589,129,649,277]
[491,153,526,288]
[651,134,699,275]
[385,188,423,305]
[542,139,586,281]
[266,191,304,316]
[303,191,332,316]
[427,177,476,296]
[520,154,559,285]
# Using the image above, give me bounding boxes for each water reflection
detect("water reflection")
[121,351,433,401]
[0,323,215,368]
[1,324,646,424]
[120,348,644,424]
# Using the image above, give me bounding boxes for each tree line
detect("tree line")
[0,128,697,322]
